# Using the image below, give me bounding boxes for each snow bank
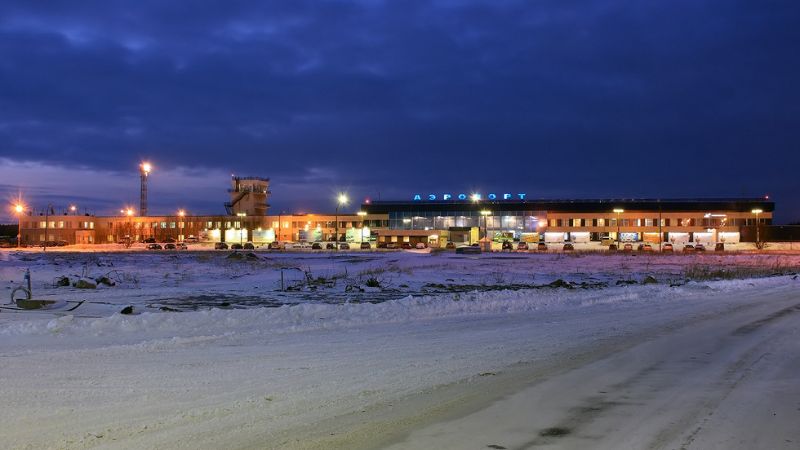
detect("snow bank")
[0,283,695,339]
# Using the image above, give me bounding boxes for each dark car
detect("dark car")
[312,242,322,250]
[563,243,575,251]
[164,237,176,244]
[164,243,176,250]
[608,243,618,251]
[339,243,350,250]
[501,241,513,251]
[445,242,456,249]
[243,242,255,250]
[230,243,243,250]
[455,245,481,254]
[269,241,282,250]
[683,244,695,253]
[360,242,371,250]
[176,243,188,250]
[214,242,229,250]
[537,242,548,251]
[401,242,413,249]
[147,243,163,250]
[695,244,706,252]
[715,242,725,252]
[377,242,388,249]
[623,243,633,252]
[325,243,336,250]
[143,237,156,244]
[642,244,654,252]
[662,243,674,252]
[517,242,529,251]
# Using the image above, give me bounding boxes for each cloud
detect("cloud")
[0,0,798,222]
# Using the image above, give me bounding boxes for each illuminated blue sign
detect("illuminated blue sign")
[413,193,527,201]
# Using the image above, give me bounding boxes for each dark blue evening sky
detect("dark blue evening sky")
[1,0,799,222]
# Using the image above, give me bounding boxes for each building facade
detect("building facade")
[361,198,775,246]
[15,182,775,248]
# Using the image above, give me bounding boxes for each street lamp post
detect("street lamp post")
[14,203,24,248]
[357,211,367,243]
[126,208,134,247]
[335,193,348,248]
[751,208,763,249]
[43,203,53,252]
[613,208,624,248]
[140,162,152,217]
[480,210,491,251]
[178,210,185,242]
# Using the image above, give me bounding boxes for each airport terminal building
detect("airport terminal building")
[360,196,774,247]
[14,179,775,247]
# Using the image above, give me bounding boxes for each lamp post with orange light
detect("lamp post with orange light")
[752,208,763,249]
[613,208,625,249]
[178,210,185,242]
[140,162,152,217]
[13,203,25,248]
[335,193,348,248]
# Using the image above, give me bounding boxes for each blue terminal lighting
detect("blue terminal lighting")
[413,192,527,201]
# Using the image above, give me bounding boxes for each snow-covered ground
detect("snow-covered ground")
[0,250,799,449]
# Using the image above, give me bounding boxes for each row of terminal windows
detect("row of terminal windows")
[554,218,770,227]
[24,221,94,229]
[289,220,389,229]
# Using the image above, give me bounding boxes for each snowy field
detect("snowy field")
[1,250,799,449]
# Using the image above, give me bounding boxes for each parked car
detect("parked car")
[683,244,695,253]
[715,242,725,252]
[386,243,398,249]
[623,243,633,252]
[339,243,350,250]
[608,244,618,251]
[360,242,371,250]
[695,243,706,252]
[563,243,575,251]
[601,238,615,246]
[312,242,322,250]
[642,244,654,252]
[164,237,176,244]
[143,237,156,244]
[243,242,255,250]
[455,245,481,254]
[147,243,163,250]
[230,243,243,250]
[294,242,312,249]
[537,242,548,251]
[662,243,674,252]
[183,236,198,243]
[377,242,388,249]
[325,243,336,250]
[214,242,228,250]
[164,243,176,250]
[517,241,529,251]
[502,241,513,251]
[176,243,188,250]
[398,242,411,249]
[415,242,427,249]
[268,241,282,250]
[445,242,456,249]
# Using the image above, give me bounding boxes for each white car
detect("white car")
[291,242,312,249]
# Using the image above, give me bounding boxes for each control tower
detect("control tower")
[225,176,270,216]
